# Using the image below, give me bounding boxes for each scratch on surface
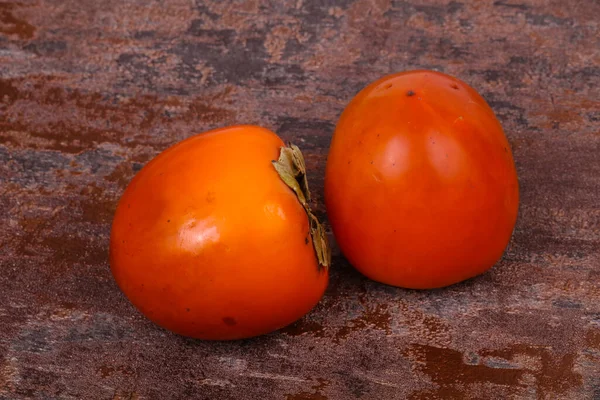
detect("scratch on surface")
[198,378,234,387]
[361,374,400,388]
[365,376,400,388]
[267,352,292,359]
[245,371,308,382]
[218,357,248,371]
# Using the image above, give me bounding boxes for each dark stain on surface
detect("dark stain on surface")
[174,37,270,84]
[97,364,135,378]
[104,163,135,190]
[286,391,328,400]
[13,327,51,353]
[481,345,583,398]
[0,3,35,39]
[0,78,20,105]
[78,185,118,225]
[552,298,583,309]
[486,98,530,127]
[586,329,600,349]
[388,1,464,24]
[222,317,237,326]
[24,40,67,56]
[525,12,571,26]
[263,64,308,88]
[493,1,530,10]
[187,24,236,46]
[282,318,327,338]
[562,67,600,89]
[408,344,521,397]
[0,78,234,154]
[406,342,584,398]
[334,304,391,343]
[39,234,107,268]
[587,111,600,122]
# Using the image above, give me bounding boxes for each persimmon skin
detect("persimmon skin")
[110,125,328,340]
[325,70,519,289]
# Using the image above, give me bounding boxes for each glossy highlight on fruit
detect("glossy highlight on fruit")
[110,125,329,340]
[325,70,519,289]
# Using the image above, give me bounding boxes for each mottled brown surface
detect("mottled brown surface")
[0,0,599,399]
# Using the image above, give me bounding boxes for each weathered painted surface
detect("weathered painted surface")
[0,0,599,399]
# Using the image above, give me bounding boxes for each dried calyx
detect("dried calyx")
[272,145,331,271]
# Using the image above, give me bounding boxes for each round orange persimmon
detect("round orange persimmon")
[325,70,519,289]
[110,125,329,340]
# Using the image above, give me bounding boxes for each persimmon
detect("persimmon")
[110,125,329,340]
[325,70,519,289]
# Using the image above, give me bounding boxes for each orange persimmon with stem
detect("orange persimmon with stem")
[110,125,330,340]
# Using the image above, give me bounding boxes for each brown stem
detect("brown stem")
[272,144,331,271]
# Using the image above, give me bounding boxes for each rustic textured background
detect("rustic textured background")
[1,0,599,399]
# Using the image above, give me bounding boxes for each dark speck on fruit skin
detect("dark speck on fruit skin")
[450,83,459,90]
[407,90,415,97]
[186,308,190,312]
[223,317,237,326]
